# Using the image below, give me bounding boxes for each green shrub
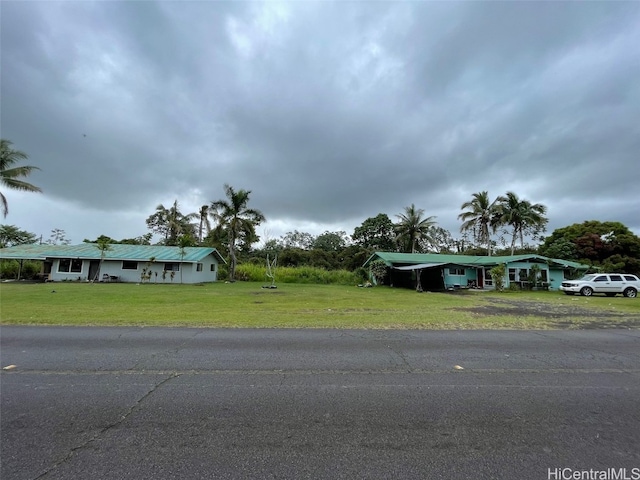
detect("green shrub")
[507,282,520,292]
[490,264,506,291]
[0,260,43,280]
[217,264,229,282]
[0,260,18,279]
[369,260,388,285]
[234,263,359,285]
[353,267,369,283]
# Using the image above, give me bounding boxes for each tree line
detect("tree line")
[1,138,639,277]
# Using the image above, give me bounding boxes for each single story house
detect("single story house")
[363,252,592,291]
[0,244,226,283]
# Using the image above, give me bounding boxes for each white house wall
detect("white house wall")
[49,259,89,282]
[49,255,219,283]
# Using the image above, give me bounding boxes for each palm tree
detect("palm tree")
[1,139,42,217]
[210,184,265,282]
[146,200,196,245]
[177,237,188,284]
[93,241,112,282]
[196,205,211,244]
[394,204,437,253]
[496,191,548,255]
[458,191,500,256]
[166,200,197,245]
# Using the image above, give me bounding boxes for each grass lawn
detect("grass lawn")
[1,281,639,329]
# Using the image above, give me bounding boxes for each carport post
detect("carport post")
[416,268,423,292]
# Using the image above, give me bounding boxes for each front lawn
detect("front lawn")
[1,282,638,329]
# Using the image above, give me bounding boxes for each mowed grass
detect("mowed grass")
[1,281,639,329]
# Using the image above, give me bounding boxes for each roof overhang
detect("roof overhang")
[392,262,448,271]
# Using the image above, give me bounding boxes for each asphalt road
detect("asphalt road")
[1,327,639,480]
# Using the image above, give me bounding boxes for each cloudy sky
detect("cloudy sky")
[2,1,639,247]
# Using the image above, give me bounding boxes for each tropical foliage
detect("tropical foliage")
[46,228,71,245]
[196,205,211,244]
[495,191,548,255]
[7,177,638,283]
[394,204,437,253]
[352,213,396,251]
[209,184,265,282]
[458,191,499,256]
[145,200,196,246]
[539,221,640,274]
[0,139,42,217]
[234,263,359,285]
[0,224,37,248]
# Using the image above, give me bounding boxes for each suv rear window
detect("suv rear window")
[609,275,623,281]
[624,275,637,281]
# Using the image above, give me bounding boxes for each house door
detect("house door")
[89,261,100,282]
[476,269,484,288]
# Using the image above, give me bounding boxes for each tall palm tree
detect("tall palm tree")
[210,184,265,282]
[496,191,548,255]
[394,204,437,253]
[166,200,197,245]
[1,139,42,217]
[196,205,211,244]
[146,200,196,246]
[458,191,500,256]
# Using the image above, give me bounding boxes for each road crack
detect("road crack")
[32,372,179,479]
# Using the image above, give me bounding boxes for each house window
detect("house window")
[483,268,493,286]
[539,270,548,282]
[58,258,82,273]
[196,263,203,272]
[508,269,516,281]
[449,268,465,275]
[210,264,216,272]
[164,263,180,272]
[518,268,529,281]
[122,261,138,270]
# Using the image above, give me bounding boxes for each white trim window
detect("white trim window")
[58,258,83,273]
[122,261,138,270]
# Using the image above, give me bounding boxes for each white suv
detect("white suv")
[560,274,640,298]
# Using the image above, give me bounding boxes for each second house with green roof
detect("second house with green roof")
[363,252,592,291]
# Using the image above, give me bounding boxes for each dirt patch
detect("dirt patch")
[452,297,640,329]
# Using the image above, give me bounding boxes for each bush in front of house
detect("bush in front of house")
[490,263,506,291]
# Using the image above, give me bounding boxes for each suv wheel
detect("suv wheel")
[623,287,637,298]
[581,286,593,297]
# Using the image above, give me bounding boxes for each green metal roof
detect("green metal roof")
[0,244,226,264]
[363,252,590,270]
